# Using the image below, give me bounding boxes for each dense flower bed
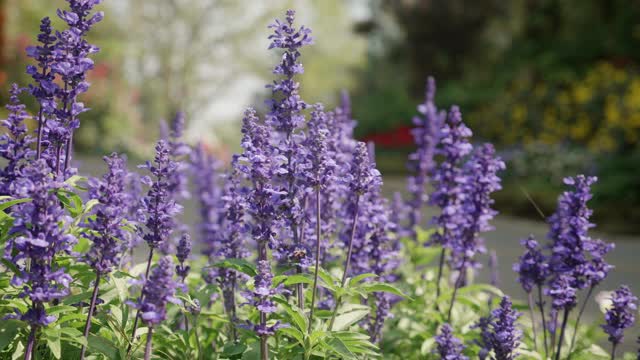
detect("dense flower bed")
[0,2,638,359]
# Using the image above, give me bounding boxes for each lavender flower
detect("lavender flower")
[265,9,313,267]
[584,238,614,288]
[134,256,180,326]
[602,285,637,347]
[407,77,444,239]
[547,273,577,311]
[429,106,473,249]
[449,143,504,287]
[175,232,191,281]
[5,160,75,326]
[488,296,522,360]
[0,84,34,196]
[473,315,493,360]
[548,175,597,290]
[243,260,283,336]
[26,17,56,159]
[84,153,128,274]
[435,324,468,360]
[51,0,103,171]
[138,140,182,251]
[349,142,382,196]
[513,235,549,293]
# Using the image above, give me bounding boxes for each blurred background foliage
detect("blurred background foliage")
[1,0,639,232]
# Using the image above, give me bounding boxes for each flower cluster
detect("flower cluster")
[0,84,34,196]
[138,140,182,250]
[513,235,549,293]
[428,106,473,249]
[5,160,75,326]
[175,232,191,281]
[602,285,637,346]
[134,256,180,326]
[487,296,522,360]
[84,153,129,274]
[435,324,469,360]
[406,76,444,238]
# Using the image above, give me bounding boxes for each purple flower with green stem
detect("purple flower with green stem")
[51,0,103,174]
[265,9,313,310]
[446,143,504,322]
[128,139,182,352]
[5,160,75,360]
[0,84,34,197]
[130,256,180,360]
[328,141,382,331]
[602,285,637,359]
[79,153,128,359]
[175,232,191,281]
[236,108,282,358]
[513,235,550,355]
[428,105,473,299]
[435,323,468,360]
[487,296,522,360]
[407,77,444,241]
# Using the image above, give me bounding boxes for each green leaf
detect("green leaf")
[348,273,377,287]
[360,282,410,299]
[212,259,257,277]
[278,327,305,346]
[44,329,61,359]
[0,320,24,351]
[1,258,20,274]
[221,342,248,358]
[322,337,356,359]
[282,274,314,286]
[332,304,370,331]
[88,335,120,359]
[272,296,307,332]
[458,284,504,297]
[0,198,31,211]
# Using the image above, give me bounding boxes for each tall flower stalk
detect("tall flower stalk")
[406,77,443,240]
[265,9,313,309]
[328,142,381,330]
[602,285,637,360]
[4,160,75,360]
[446,143,504,322]
[80,154,128,359]
[428,106,473,299]
[128,140,182,351]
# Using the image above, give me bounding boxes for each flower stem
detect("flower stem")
[435,248,446,300]
[24,325,37,360]
[127,248,154,354]
[610,343,617,360]
[537,285,549,358]
[446,259,466,323]
[80,272,102,359]
[568,285,594,357]
[144,327,153,360]
[328,194,361,331]
[555,308,571,360]
[260,334,269,360]
[308,188,322,333]
[528,292,539,353]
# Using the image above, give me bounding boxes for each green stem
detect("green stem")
[538,285,549,359]
[568,286,594,358]
[328,194,361,331]
[528,292,539,353]
[127,248,154,354]
[80,272,102,359]
[144,327,153,360]
[555,309,571,360]
[308,188,322,333]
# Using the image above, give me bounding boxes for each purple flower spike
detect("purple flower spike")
[406,76,444,238]
[435,324,469,360]
[429,106,473,250]
[84,153,128,274]
[602,285,637,346]
[135,256,180,327]
[488,296,522,360]
[0,84,34,196]
[513,235,549,293]
[547,273,577,310]
[5,159,75,326]
[175,232,191,281]
[138,140,182,251]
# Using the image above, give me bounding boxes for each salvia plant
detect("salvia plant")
[1,3,639,360]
